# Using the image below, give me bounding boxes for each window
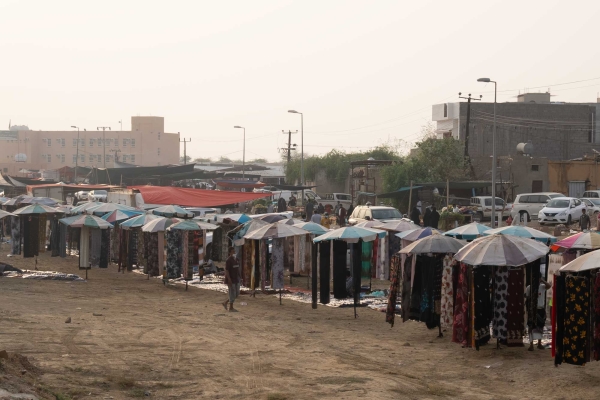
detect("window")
[61,154,65,163]
[89,154,94,162]
[80,154,85,163]
[547,199,570,208]
[2,168,6,173]
[518,195,530,203]
[123,138,128,147]
[97,154,101,162]
[130,154,135,163]
[531,165,539,172]
[61,138,65,147]
[47,139,51,147]
[89,138,94,147]
[105,155,110,162]
[157,148,160,155]
[574,199,582,206]
[372,208,402,220]
[73,154,77,163]
[443,103,448,118]
[97,138,103,146]
[73,138,78,146]
[131,139,135,147]
[47,155,51,162]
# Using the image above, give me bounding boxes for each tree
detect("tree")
[249,158,268,164]
[180,155,191,164]
[193,157,212,163]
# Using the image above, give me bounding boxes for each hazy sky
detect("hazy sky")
[2,0,600,162]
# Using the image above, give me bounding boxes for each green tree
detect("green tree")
[180,155,191,164]
[193,157,212,163]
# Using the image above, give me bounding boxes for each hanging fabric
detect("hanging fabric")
[562,275,590,366]
[319,241,331,304]
[50,218,60,257]
[146,233,159,276]
[181,231,191,280]
[361,241,372,278]
[506,268,525,347]
[166,230,181,279]
[22,216,39,258]
[157,231,165,276]
[79,226,90,269]
[127,230,136,271]
[352,241,362,313]
[371,237,379,279]
[251,240,258,290]
[271,238,285,290]
[594,273,600,361]
[433,256,443,324]
[90,229,102,267]
[332,240,347,299]
[38,214,47,253]
[385,254,401,327]
[59,223,67,258]
[259,240,267,291]
[492,266,509,342]
[554,273,566,365]
[452,263,470,346]
[473,267,492,350]
[100,229,110,268]
[401,255,413,323]
[242,241,252,287]
[139,230,148,273]
[110,224,119,262]
[440,255,454,330]
[304,235,312,274]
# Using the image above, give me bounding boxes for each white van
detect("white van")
[510,192,563,221]
[470,196,506,220]
[582,190,600,199]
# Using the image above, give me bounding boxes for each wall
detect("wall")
[548,160,600,195]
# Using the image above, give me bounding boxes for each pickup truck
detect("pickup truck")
[88,190,108,202]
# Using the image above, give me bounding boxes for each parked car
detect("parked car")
[510,192,563,222]
[88,190,108,202]
[185,207,218,218]
[538,197,586,225]
[580,198,600,217]
[74,190,89,201]
[582,190,600,198]
[348,205,403,225]
[470,196,506,221]
[318,193,352,209]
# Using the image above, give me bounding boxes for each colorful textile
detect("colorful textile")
[157,232,165,276]
[271,238,285,290]
[507,268,525,346]
[260,240,267,291]
[361,241,372,278]
[136,229,145,270]
[79,226,89,269]
[386,255,401,327]
[50,219,60,257]
[181,231,191,280]
[594,274,600,361]
[166,230,181,279]
[554,274,566,365]
[251,240,258,290]
[401,255,413,323]
[242,241,252,287]
[526,260,542,334]
[38,214,46,253]
[59,223,67,258]
[473,267,492,350]
[90,229,102,267]
[319,242,331,304]
[493,266,509,341]
[440,255,454,330]
[372,237,379,279]
[563,275,590,366]
[146,233,159,276]
[452,263,469,346]
[100,229,110,268]
[433,256,443,315]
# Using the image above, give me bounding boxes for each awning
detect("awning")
[377,186,423,198]
[130,186,271,207]
[214,180,266,189]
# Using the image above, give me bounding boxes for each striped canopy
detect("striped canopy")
[151,205,194,218]
[483,225,557,244]
[453,234,549,267]
[313,226,386,244]
[244,223,309,240]
[444,222,491,240]
[120,213,160,230]
[141,217,180,233]
[399,233,467,255]
[374,219,421,232]
[13,204,61,215]
[396,227,443,242]
[551,231,600,251]
[295,222,329,236]
[560,250,600,272]
[86,203,137,215]
[168,220,219,231]
[101,209,144,224]
[59,214,113,229]
[70,202,103,214]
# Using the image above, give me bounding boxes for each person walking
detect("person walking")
[430,206,440,229]
[338,204,347,227]
[222,247,241,312]
[580,208,591,231]
[305,200,314,222]
[410,206,421,226]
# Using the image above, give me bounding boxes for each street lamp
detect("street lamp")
[97,126,111,167]
[234,126,245,179]
[477,77,497,227]
[71,126,80,183]
[288,110,303,203]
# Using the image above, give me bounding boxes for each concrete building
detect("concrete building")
[548,159,600,198]
[432,93,600,161]
[0,116,179,176]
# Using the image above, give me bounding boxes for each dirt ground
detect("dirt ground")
[2,247,600,400]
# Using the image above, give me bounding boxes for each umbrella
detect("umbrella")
[374,218,421,232]
[483,225,557,244]
[101,209,143,224]
[54,205,75,214]
[3,195,30,207]
[295,222,329,236]
[313,226,386,244]
[399,233,467,255]
[197,213,252,224]
[444,222,491,240]
[168,220,219,231]
[0,210,15,219]
[0,197,9,204]
[244,222,309,240]
[70,202,103,214]
[120,213,160,230]
[278,218,302,225]
[151,205,194,218]
[141,217,180,233]
[453,234,548,267]
[551,231,600,251]
[59,214,113,229]
[355,220,383,228]
[232,218,271,245]
[86,203,137,215]
[559,250,600,272]
[19,197,58,206]
[256,214,286,223]
[396,227,443,241]
[12,204,61,215]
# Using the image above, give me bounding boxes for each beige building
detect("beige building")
[0,116,180,176]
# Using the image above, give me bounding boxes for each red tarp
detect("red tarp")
[131,186,271,207]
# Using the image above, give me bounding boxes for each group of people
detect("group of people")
[410,205,441,228]
[306,200,351,227]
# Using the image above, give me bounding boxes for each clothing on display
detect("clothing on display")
[440,255,454,330]
[506,268,525,347]
[90,228,101,267]
[452,263,470,346]
[473,267,492,350]
[386,255,401,327]
[272,238,285,290]
[332,240,347,299]
[100,229,110,268]
[319,242,331,304]
[493,266,509,342]
[562,275,590,366]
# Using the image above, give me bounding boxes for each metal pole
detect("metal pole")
[242,127,245,179]
[75,128,79,183]
[491,81,497,228]
[300,113,304,204]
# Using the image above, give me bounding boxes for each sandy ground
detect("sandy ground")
[2,246,600,400]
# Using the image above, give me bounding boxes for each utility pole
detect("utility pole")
[281,130,297,163]
[71,126,80,183]
[110,149,122,163]
[458,93,481,178]
[180,138,191,164]
[97,126,111,168]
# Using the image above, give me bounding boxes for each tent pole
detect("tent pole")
[279,288,282,305]
[407,180,413,216]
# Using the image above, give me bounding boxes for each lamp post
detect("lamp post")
[97,126,111,167]
[71,126,80,183]
[288,110,303,203]
[477,77,497,227]
[234,126,245,179]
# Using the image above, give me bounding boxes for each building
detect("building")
[0,116,179,176]
[432,93,600,161]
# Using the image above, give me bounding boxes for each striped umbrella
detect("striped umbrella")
[395,227,443,242]
[399,233,467,255]
[120,213,160,230]
[70,202,103,214]
[355,220,384,228]
[560,250,600,272]
[168,220,219,231]
[295,221,329,236]
[141,217,180,233]
[86,203,137,215]
[374,219,421,232]
[12,204,62,215]
[59,214,113,229]
[244,222,309,240]
[444,222,491,240]
[151,205,193,218]
[101,209,144,224]
[483,225,557,244]
[453,234,548,267]
[551,231,600,251]
[313,226,386,244]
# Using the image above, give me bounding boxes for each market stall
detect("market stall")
[444,222,490,241]
[141,217,180,280]
[59,214,113,273]
[120,213,160,276]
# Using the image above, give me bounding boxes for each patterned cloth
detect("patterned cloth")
[271,238,285,290]
[137,229,145,270]
[433,256,443,315]
[242,241,253,287]
[90,229,102,267]
[563,275,590,366]
[319,242,331,305]
[526,260,541,335]
[493,266,509,341]
[166,230,182,279]
[260,240,268,291]
[452,263,469,346]
[507,268,525,346]
[146,233,159,277]
[386,255,401,327]
[100,229,110,268]
[594,274,600,361]
[181,231,191,280]
[38,214,47,253]
[440,255,454,330]
[473,267,492,350]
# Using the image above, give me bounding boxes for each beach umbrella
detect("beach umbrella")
[232,218,271,245]
[151,205,194,218]
[197,213,251,224]
[453,234,549,267]
[313,226,386,243]
[374,218,421,232]
[101,209,143,224]
[483,225,557,244]
[54,205,75,214]
[278,218,302,225]
[559,250,600,272]
[12,204,61,215]
[59,214,113,229]
[120,213,160,230]
[0,197,9,204]
[0,210,15,219]
[295,221,329,236]
[399,233,467,255]
[551,231,600,251]
[444,222,491,240]
[3,195,31,207]
[19,197,58,206]
[244,222,309,240]
[168,220,219,231]
[257,214,286,223]
[86,203,137,215]
[355,220,383,228]
[395,227,443,241]
[141,217,180,233]
[70,201,103,214]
